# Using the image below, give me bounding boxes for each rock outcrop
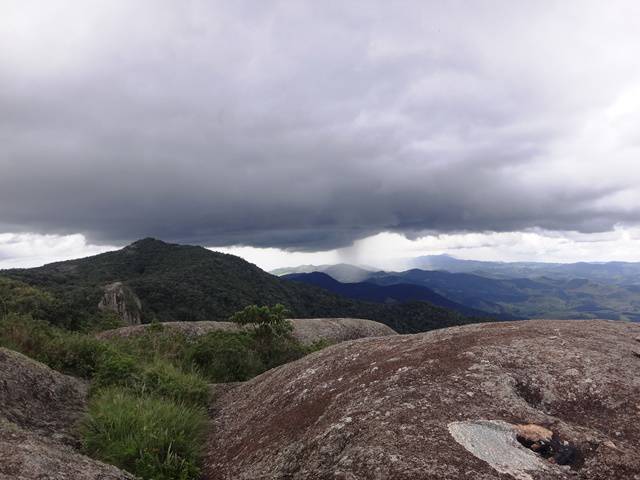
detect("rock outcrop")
[98,282,142,325]
[0,347,88,445]
[96,317,397,344]
[288,318,397,344]
[0,422,135,480]
[204,320,640,479]
[0,348,134,479]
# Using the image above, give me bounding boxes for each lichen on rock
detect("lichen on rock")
[204,320,640,479]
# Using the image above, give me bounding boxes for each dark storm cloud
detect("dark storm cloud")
[1,0,640,250]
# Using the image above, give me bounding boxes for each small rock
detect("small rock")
[515,424,553,443]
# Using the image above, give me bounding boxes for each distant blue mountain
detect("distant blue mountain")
[271,263,372,282]
[410,255,640,285]
[281,259,640,321]
[367,268,640,321]
[282,271,507,319]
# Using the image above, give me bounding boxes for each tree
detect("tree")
[229,304,298,368]
[229,304,292,337]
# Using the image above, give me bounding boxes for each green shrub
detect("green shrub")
[86,311,126,333]
[139,359,209,406]
[46,334,110,378]
[0,313,113,378]
[0,277,56,321]
[93,350,141,389]
[184,330,264,383]
[82,387,206,480]
[0,313,57,362]
[114,326,190,365]
[229,304,307,369]
[229,303,292,337]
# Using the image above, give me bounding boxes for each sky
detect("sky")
[2,1,640,270]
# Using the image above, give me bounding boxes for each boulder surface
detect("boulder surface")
[97,317,396,344]
[0,422,135,480]
[204,320,640,480]
[0,348,134,480]
[0,347,88,445]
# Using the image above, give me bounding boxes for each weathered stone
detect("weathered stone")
[0,421,134,480]
[98,282,142,325]
[97,317,396,344]
[449,420,552,480]
[204,320,640,479]
[0,348,88,446]
[0,348,134,479]
[515,424,553,443]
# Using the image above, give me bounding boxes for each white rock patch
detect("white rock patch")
[448,420,553,480]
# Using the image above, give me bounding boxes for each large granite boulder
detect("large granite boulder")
[0,348,133,480]
[96,317,397,344]
[204,320,640,479]
[0,422,135,480]
[0,347,88,445]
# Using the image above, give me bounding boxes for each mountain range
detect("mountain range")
[410,254,640,285]
[274,257,640,321]
[282,271,509,319]
[0,239,491,333]
[271,263,373,283]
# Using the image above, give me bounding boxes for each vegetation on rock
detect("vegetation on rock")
[0,297,329,479]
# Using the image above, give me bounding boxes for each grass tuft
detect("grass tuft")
[81,387,207,480]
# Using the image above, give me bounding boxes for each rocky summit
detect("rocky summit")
[205,320,640,479]
[0,348,134,480]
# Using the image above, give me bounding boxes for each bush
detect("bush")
[139,359,209,406]
[185,331,264,383]
[82,387,206,480]
[0,313,57,362]
[229,303,292,337]
[229,304,306,369]
[46,334,110,378]
[87,311,126,333]
[111,323,190,365]
[0,277,56,322]
[93,350,141,389]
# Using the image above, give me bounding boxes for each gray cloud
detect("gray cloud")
[2,0,640,250]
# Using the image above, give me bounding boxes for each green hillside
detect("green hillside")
[1,238,490,333]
